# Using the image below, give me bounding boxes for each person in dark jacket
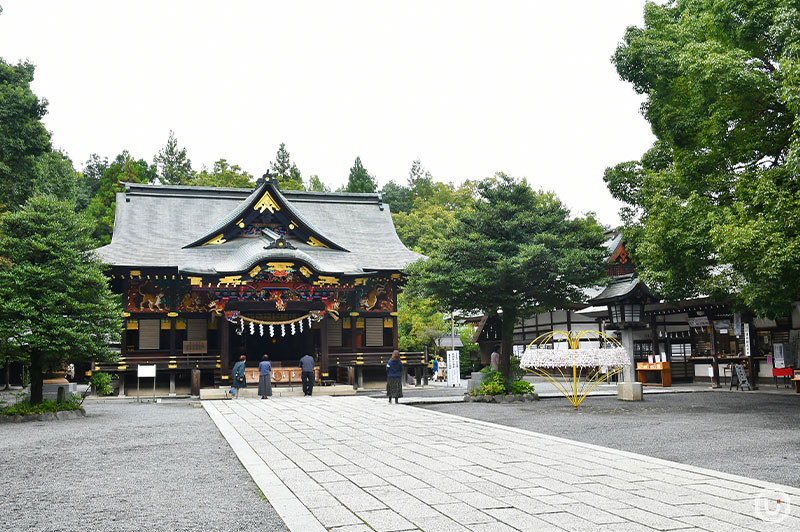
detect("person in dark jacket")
[299,353,315,396]
[258,354,272,399]
[232,355,247,399]
[386,350,403,404]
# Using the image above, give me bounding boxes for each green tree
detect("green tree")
[308,174,330,192]
[77,154,107,212]
[269,143,305,190]
[397,292,447,352]
[606,0,800,317]
[0,58,51,210]
[191,159,254,188]
[381,180,412,214]
[407,174,607,379]
[33,150,80,206]
[408,159,434,201]
[0,195,119,404]
[85,152,156,244]
[153,130,195,185]
[344,156,377,193]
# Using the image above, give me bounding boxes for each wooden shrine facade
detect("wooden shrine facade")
[96,177,422,386]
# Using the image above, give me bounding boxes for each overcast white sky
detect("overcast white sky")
[0,1,654,226]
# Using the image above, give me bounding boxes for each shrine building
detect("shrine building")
[95,177,422,392]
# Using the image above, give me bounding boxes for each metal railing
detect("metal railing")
[328,351,426,366]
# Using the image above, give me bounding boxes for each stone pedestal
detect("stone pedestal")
[467,372,483,393]
[617,382,643,401]
[42,382,77,401]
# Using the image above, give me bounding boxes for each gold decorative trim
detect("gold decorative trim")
[188,276,203,286]
[254,191,280,213]
[218,275,245,286]
[204,234,226,245]
[248,265,262,278]
[299,266,313,278]
[313,275,339,285]
[307,236,328,248]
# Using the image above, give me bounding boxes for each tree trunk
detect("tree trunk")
[29,351,44,405]
[499,308,517,382]
[3,363,9,391]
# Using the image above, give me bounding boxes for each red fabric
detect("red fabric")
[773,368,793,377]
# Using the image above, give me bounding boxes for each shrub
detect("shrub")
[89,371,113,396]
[473,372,506,395]
[508,380,535,395]
[1,395,82,415]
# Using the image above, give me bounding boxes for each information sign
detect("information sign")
[138,364,156,378]
[734,364,751,391]
[743,323,751,358]
[446,350,461,387]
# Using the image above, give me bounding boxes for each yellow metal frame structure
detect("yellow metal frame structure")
[524,330,624,409]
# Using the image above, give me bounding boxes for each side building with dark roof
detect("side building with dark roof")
[94,178,423,393]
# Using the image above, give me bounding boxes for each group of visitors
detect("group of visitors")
[230,353,317,399]
[230,350,408,403]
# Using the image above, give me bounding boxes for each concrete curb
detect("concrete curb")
[0,407,86,423]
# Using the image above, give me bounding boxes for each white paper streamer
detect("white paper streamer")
[519,347,629,369]
[299,320,303,333]
[259,324,264,336]
[249,321,255,335]
[290,322,296,335]
[281,324,286,337]
[269,325,274,337]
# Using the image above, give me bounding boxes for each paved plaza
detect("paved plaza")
[205,396,800,531]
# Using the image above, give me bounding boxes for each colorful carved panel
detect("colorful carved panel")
[355,280,395,312]
[127,279,171,312]
[176,285,214,313]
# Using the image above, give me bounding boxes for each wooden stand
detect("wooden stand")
[636,361,672,387]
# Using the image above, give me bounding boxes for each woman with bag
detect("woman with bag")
[258,354,273,400]
[386,350,403,404]
[231,355,247,399]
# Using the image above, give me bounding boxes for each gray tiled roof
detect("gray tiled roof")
[589,274,653,304]
[95,183,423,275]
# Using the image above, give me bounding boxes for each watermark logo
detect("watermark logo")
[754,489,791,523]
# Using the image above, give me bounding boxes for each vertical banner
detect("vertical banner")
[734,313,742,336]
[446,350,461,387]
[743,323,751,358]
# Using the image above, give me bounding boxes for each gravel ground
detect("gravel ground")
[420,391,800,488]
[1,401,288,532]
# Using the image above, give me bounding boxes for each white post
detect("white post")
[617,327,642,401]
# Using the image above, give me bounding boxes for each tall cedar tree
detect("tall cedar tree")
[407,174,606,379]
[0,196,119,404]
[345,156,377,193]
[0,58,51,210]
[606,0,800,317]
[192,159,254,188]
[269,143,305,190]
[153,130,194,185]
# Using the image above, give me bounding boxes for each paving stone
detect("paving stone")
[432,502,494,525]
[467,522,519,532]
[484,507,566,532]
[451,490,511,509]
[310,505,363,528]
[615,507,700,530]
[408,516,473,532]
[355,508,417,532]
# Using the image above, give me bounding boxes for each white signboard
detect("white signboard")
[774,344,786,369]
[446,350,461,387]
[743,323,751,358]
[138,364,156,378]
[688,316,710,327]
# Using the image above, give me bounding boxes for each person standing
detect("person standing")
[299,353,315,396]
[232,355,247,399]
[490,345,500,371]
[258,354,272,400]
[432,358,439,382]
[386,350,403,404]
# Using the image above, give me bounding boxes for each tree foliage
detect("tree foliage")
[344,156,377,193]
[33,150,81,206]
[269,143,305,190]
[407,174,607,378]
[84,152,156,244]
[0,196,119,404]
[606,0,800,316]
[192,158,254,188]
[308,174,329,192]
[153,130,194,185]
[0,59,51,210]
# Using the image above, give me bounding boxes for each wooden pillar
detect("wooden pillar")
[423,345,429,386]
[320,316,329,379]
[392,316,399,349]
[221,319,230,373]
[566,309,572,332]
[169,317,176,357]
[351,315,357,350]
[745,316,758,389]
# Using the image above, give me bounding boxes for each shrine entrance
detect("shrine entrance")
[232,313,318,365]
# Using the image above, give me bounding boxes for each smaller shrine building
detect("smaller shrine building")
[95,178,422,390]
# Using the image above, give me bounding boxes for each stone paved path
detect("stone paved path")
[204,397,800,532]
